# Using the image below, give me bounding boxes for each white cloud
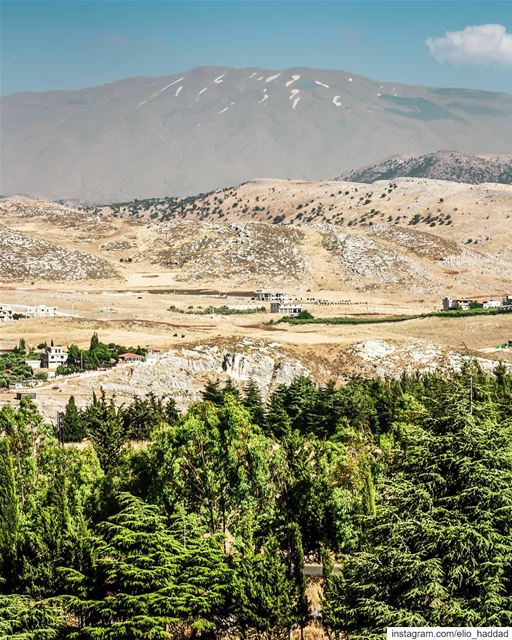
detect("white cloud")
[425,24,512,68]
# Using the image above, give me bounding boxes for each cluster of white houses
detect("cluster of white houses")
[25,347,144,372]
[443,295,512,311]
[254,291,303,316]
[5,347,146,392]
[0,304,59,321]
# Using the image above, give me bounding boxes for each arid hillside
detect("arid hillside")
[2,183,511,421]
[92,176,512,269]
[2,182,512,294]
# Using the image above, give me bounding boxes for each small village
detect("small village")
[2,288,512,408]
[442,293,512,311]
[0,332,147,398]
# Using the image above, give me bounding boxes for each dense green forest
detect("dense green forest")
[0,363,511,639]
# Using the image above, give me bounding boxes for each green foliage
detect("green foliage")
[63,494,230,639]
[0,352,34,388]
[61,396,85,442]
[121,393,172,440]
[0,438,20,591]
[169,304,266,315]
[280,305,512,325]
[63,334,147,374]
[81,392,127,474]
[0,594,65,639]
[1,365,512,637]
[232,531,296,638]
[296,310,314,320]
[323,368,512,634]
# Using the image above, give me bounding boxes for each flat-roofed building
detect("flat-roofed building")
[270,302,303,316]
[41,346,67,370]
[256,291,288,303]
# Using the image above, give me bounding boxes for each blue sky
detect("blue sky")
[1,0,512,95]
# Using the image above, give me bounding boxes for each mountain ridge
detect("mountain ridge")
[2,66,512,202]
[337,151,512,185]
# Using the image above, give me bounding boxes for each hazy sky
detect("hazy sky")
[1,0,512,95]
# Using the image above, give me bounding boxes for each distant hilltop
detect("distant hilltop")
[2,66,512,202]
[337,151,512,185]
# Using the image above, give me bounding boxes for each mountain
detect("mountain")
[337,151,512,184]
[2,66,512,202]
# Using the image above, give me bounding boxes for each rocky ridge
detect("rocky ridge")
[337,151,512,185]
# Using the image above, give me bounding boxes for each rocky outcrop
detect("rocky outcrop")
[28,340,310,420]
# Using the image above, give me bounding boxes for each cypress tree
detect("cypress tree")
[62,396,85,442]
[0,438,20,592]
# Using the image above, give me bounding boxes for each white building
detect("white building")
[270,302,303,316]
[255,291,289,303]
[226,304,263,311]
[483,300,502,309]
[442,297,471,311]
[25,359,42,371]
[26,305,58,318]
[41,346,67,370]
[0,305,13,321]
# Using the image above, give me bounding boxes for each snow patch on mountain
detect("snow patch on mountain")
[285,75,300,87]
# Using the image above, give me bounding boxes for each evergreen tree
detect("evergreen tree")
[201,380,224,405]
[325,378,512,635]
[89,332,100,352]
[62,396,85,442]
[81,392,126,474]
[64,493,230,639]
[222,379,241,400]
[288,523,309,639]
[232,531,296,639]
[122,393,167,440]
[164,397,179,424]
[243,379,266,426]
[0,438,20,593]
[15,338,27,355]
[0,594,65,639]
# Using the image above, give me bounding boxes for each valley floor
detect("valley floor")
[1,279,511,422]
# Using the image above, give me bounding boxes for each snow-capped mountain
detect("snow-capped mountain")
[2,66,512,201]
